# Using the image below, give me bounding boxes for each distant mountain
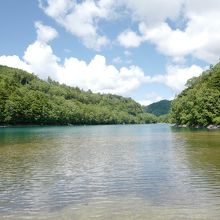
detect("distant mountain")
[144,100,171,116]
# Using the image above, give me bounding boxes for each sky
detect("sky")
[0,0,219,105]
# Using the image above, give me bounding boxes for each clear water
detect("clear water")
[0,124,220,219]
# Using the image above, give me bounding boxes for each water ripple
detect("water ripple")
[0,124,220,219]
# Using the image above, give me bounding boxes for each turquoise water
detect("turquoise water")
[0,124,220,219]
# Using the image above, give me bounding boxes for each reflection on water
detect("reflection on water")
[0,124,220,219]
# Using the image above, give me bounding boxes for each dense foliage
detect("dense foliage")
[0,65,157,125]
[144,100,171,116]
[171,62,220,126]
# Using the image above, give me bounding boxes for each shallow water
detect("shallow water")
[0,124,220,219]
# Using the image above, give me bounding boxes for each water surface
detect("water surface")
[0,124,220,219]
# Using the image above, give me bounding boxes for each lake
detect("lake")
[0,124,220,219]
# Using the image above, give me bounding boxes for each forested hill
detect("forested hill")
[171,62,220,127]
[0,65,157,125]
[144,100,171,116]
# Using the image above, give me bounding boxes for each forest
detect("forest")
[0,65,157,125]
[2,62,219,127]
[171,62,220,127]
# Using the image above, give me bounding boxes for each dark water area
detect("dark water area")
[0,124,220,219]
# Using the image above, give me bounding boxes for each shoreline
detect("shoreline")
[0,122,158,128]
[1,123,219,129]
[174,124,220,130]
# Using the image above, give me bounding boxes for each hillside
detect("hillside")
[144,100,171,116]
[0,65,157,125]
[171,62,220,127]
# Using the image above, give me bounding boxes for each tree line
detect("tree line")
[0,65,157,125]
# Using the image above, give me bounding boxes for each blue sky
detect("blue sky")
[0,0,219,105]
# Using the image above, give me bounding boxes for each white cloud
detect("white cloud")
[139,15,220,64]
[185,0,220,15]
[0,20,204,97]
[0,23,61,81]
[39,0,115,50]
[35,21,58,43]
[152,64,204,92]
[137,64,204,103]
[165,64,204,92]
[14,22,61,80]
[117,29,143,48]
[116,0,220,64]
[0,22,148,96]
[139,22,197,58]
[23,41,61,80]
[0,55,31,72]
[38,0,220,63]
[60,55,147,94]
[121,0,183,24]
[38,0,74,18]
[118,17,220,64]
[3,0,215,99]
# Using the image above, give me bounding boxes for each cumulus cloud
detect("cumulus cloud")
[164,64,204,92]
[121,0,183,24]
[152,64,204,92]
[0,23,61,81]
[117,0,220,64]
[38,0,220,64]
[60,55,147,94]
[35,21,58,43]
[139,16,220,64]
[23,41,61,80]
[136,63,204,103]
[0,22,149,96]
[0,55,31,73]
[2,0,213,98]
[38,0,115,50]
[0,21,205,97]
[117,29,143,48]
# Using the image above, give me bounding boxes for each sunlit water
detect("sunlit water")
[0,124,220,219]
